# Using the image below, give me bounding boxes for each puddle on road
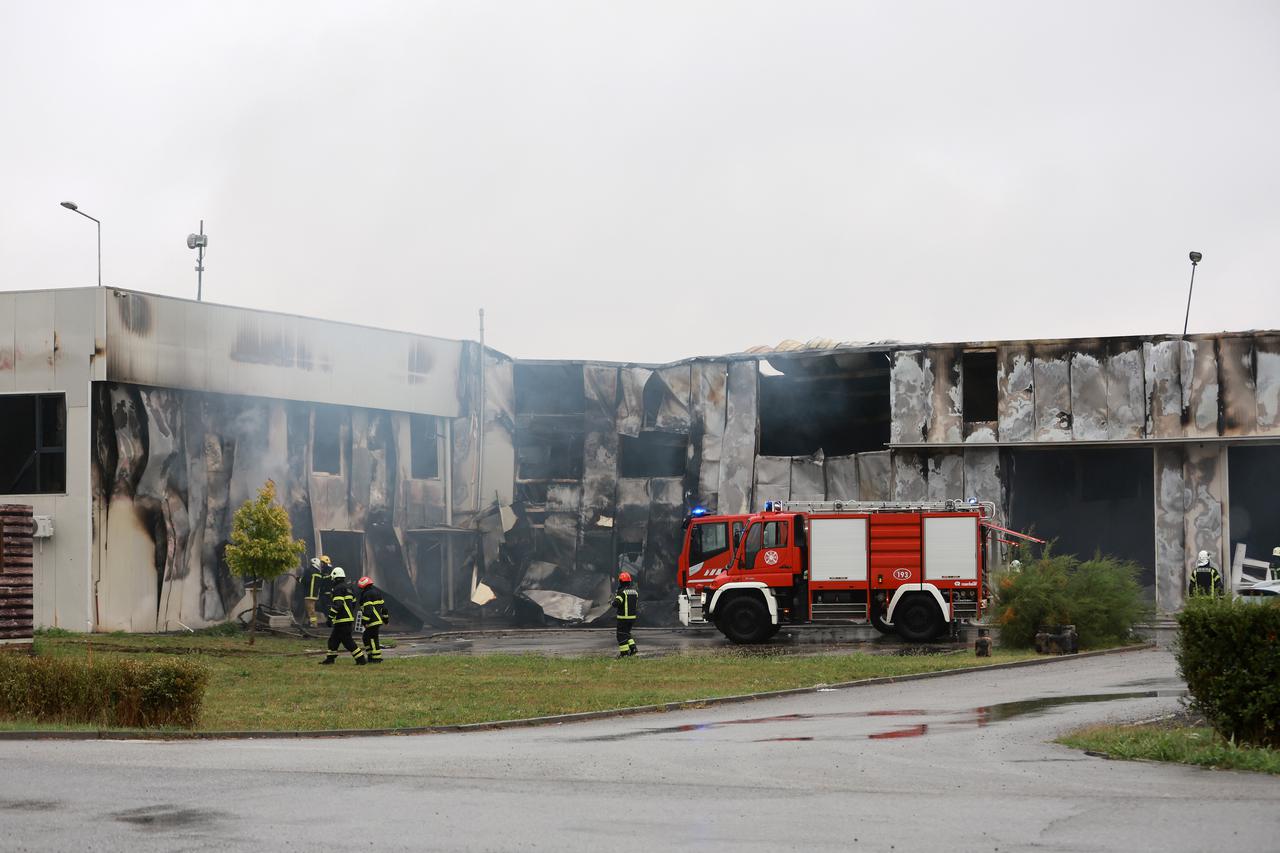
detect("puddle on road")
[573,690,1187,743]
[112,805,225,831]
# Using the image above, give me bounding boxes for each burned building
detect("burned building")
[4,286,1277,632]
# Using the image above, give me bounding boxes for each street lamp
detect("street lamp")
[59,201,101,287]
[187,221,208,301]
[1182,251,1203,338]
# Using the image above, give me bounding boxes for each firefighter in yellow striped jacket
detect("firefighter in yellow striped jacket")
[319,568,366,665]
[357,576,390,663]
[302,555,331,628]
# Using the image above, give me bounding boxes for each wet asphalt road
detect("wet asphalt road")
[1,648,1276,852]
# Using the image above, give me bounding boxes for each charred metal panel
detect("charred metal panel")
[718,360,758,514]
[616,367,651,438]
[1144,339,1190,438]
[580,365,620,532]
[1217,337,1256,436]
[482,352,517,507]
[890,350,931,444]
[1069,348,1108,440]
[688,361,728,512]
[1154,446,1186,614]
[754,455,791,505]
[1105,342,1145,440]
[856,451,892,501]
[963,448,1002,520]
[926,453,964,502]
[825,454,859,501]
[789,452,826,501]
[643,477,685,610]
[1258,335,1280,433]
[652,364,692,433]
[997,345,1035,442]
[105,290,465,417]
[1185,339,1220,438]
[927,346,963,443]
[1183,443,1225,591]
[615,479,651,555]
[1032,347,1072,441]
[892,451,928,502]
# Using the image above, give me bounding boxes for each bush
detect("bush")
[0,653,209,729]
[993,549,1149,648]
[1176,596,1280,748]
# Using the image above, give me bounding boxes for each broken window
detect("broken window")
[410,414,439,479]
[0,393,66,494]
[758,353,891,456]
[1006,447,1154,596]
[312,406,343,474]
[514,364,585,415]
[516,432,584,480]
[619,431,686,478]
[1228,445,1280,575]
[962,351,998,423]
[319,530,363,578]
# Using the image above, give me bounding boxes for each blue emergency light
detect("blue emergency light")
[689,506,709,517]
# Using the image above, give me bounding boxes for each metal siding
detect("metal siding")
[1185,339,1219,438]
[1069,349,1108,440]
[997,345,1034,442]
[1257,335,1280,433]
[0,292,16,392]
[14,291,56,392]
[1105,342,1145,440]
[1032,348,1072,441]
[890,350,930,444]
[53,289,96,408]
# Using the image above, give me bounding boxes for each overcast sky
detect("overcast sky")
[1,1,1277,363]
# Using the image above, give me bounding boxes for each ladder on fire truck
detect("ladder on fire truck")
[762,499,997,518]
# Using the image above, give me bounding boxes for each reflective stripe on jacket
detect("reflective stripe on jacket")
[328,583,357,623]
[360,585,389,627]
[613,588,638,620]
[306,568,330,599]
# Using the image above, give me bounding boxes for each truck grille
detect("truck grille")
[951,599,979,621]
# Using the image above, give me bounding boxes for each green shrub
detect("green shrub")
[993,549,1149,648]
[0,653,209,729]
[1176,596,1280,748]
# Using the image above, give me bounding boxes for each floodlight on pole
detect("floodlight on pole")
[1181,251,1203,338]
[187,221,208,300]
[59,201,101,287]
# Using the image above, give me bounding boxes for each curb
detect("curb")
[0,643,1156,742]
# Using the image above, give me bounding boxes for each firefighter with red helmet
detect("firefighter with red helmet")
[613,571,639,658]
[357,576,390,664]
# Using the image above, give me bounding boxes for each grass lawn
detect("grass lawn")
[1059,724,1280,775]
[15,632,1044,733]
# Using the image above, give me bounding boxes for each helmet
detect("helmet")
[1196,550,1211,567]
[310,555,332,569]
[329,567,346,580]
[618,571,632,583]
[1273,546,1280,558]
[358,576,373,589]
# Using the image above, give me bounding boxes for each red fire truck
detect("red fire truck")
[681,499,1001,643]
[677,510,751,625]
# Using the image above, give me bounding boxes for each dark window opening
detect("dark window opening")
[1006,447,1154,597]
[514,364,585,415]
[689,522,729,564]
[1228,445,1280,575]
[313,406,343,474]
[758,354,890,456]
[962,351,998,423]
[412,534,445,614]
[0,393,66,494]
[517,432,584,480]
[319,530,363,579]
[643,372,665,428]
[619,431,686,478]
[410,415,439,479]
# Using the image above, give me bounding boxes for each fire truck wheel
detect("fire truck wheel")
[894,596,944,643]
[870,607,893,635]
[718,596,772,644]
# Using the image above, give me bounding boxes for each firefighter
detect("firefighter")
[357,576,390,664]
[1271,546,1280,581]
[302,555,332,628]
[320,567,366,665]
[1188,550,1223,597]
[613,571,638,658]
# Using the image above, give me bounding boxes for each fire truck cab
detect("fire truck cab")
[677,510,750,625]
[693,499,996,643]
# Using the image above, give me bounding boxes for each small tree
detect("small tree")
[224,480,305,645]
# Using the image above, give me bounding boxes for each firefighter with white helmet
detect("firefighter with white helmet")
[1188,550,1223,597]
[319,567,367,665]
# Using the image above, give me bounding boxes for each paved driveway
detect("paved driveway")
[0,648,1275,852]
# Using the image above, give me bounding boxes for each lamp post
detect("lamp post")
[1182,251,1203,338]
[59,201,100,287]
[187,221,208,300]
